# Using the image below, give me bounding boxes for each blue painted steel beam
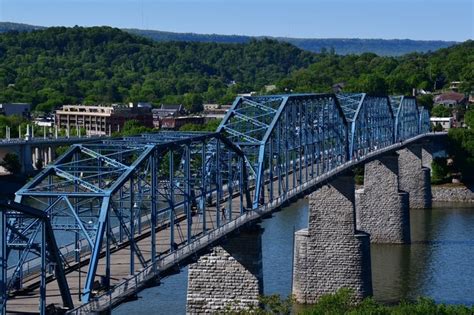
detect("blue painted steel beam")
[0,201,74,311]
[5,91,431,309]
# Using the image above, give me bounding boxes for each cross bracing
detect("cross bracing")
[2,92,432,313]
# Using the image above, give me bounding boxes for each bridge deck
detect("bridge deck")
[5,133,443,314]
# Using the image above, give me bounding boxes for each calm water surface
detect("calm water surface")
[115,200,474,314]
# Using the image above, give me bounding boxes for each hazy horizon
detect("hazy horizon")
[0,0,472,42]
[0,20,465,43]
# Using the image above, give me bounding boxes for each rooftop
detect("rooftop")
[434,92,466,103]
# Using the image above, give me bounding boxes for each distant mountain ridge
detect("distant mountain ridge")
[0,21,458,56]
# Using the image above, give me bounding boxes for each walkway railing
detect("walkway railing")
[68,131,446,314]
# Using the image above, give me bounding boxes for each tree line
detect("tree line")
[0,27,472,115]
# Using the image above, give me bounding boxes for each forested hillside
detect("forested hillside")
[127,28,457,56]
[0,22,45,33]
[276,40,473,95]
[0,26,315,112]
[0,22,456,56]
[0,26,472,113]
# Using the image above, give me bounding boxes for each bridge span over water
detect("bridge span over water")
[0,93,442,314]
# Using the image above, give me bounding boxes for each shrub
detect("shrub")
[0,153,21,174]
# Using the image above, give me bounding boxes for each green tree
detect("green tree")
[417,94,434,112]
[0,153,21,174]
[179,119,221,132]
[354,74,389,95]
[431,157,449,184]
[55,145,70,157]
[183,93,204,113]
[431,104,451,117]
[448,128,474,183]
[464,109,474,129]
[114,119,153,137]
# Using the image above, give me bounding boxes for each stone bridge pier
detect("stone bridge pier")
[397,143,432,209]
[421,140,434,171]
[186,225,264,314]
[356,153,410,244]
[292,174,372,304]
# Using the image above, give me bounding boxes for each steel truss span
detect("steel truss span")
[5,132,250,308]
[219,94,348,208]
[337,93,394,159]
[2,92,431,313]
[390,95,421,141]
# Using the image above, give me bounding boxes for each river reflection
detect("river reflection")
[373,203,474,305]
[115,200,474,314]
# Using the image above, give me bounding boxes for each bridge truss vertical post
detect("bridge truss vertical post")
[185,145,192,242]
[105,206,111,289]
[40,222,46,315]
[0,210,6,315]
[129,176,135,275]
[216,141,221,226]
[169,151,175,250]
[227,150,233,221]
[201,143,207,231]
[151,150,157,273]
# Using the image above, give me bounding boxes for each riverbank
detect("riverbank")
[432,183,474,203]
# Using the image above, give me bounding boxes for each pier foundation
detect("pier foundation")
[292,175,372,304]
[356,153,410,243]
[186,225,263,314]
[398,143,432,208]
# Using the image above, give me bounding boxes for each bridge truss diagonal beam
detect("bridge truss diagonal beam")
[4,91,433,313]
[0,201,74,313]
[10,131,251,307]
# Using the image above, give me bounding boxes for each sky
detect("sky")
[0,0,473,41]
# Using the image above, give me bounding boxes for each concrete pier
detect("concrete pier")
[186,226,264,314]
[356,154,410,244]
[292,175,372,304]
[398,144,432,208]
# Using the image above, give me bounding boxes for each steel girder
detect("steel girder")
[337,93,395,160]
[0,201,74,313]
[390,96,420,142]
[219,94,349,208]
[12,132,250,304]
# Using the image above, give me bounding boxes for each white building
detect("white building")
[430,117,453,131]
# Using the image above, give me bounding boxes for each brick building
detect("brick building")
[55,104,153,136]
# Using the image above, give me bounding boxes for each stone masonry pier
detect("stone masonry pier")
[398,143,432,209]
[186,225,264,314]
[356,153,410,244]
[292,175,372,304]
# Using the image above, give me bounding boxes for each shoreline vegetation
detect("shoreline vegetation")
[225,289,474,314]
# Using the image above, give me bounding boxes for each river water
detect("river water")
[114,200,474,314]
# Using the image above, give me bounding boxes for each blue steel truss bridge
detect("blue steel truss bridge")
[0,93,437,314]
